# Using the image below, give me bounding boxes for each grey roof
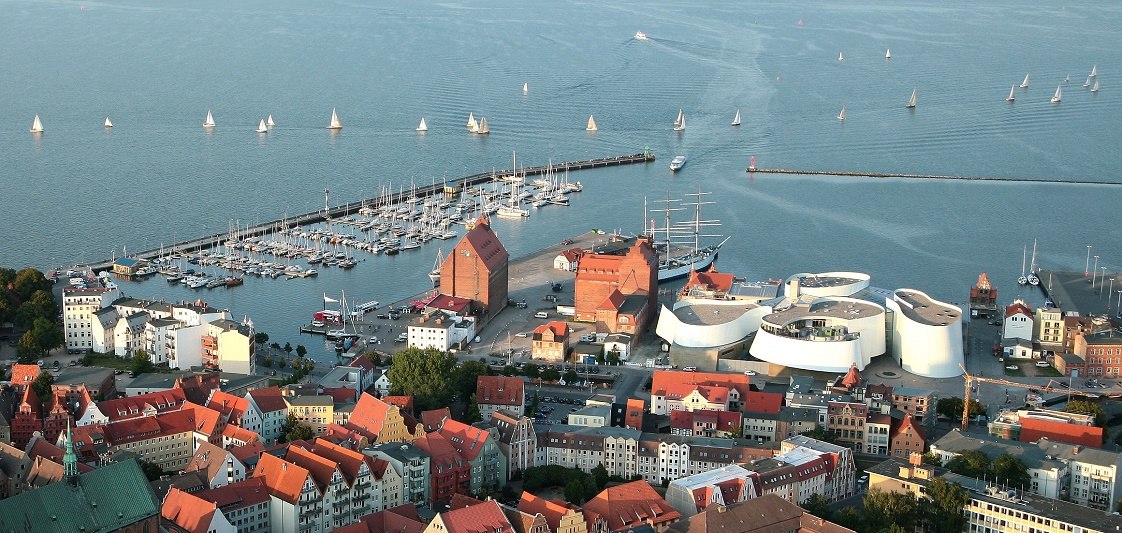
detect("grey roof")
[782,434,849,455]
[216,372,270,392]
[570,404,611,419]
[0,459,159,533]
[126,371,188,391]
[930,430,1065,471]
[53,366,114,388]
[286,395,334,407]
[777,406,820,423]
[148,317,179,328]
[366,442,431,463]
[727,281,782,300]
[787,376,816,395]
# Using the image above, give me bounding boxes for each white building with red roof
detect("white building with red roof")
[161,486,235,533]
[245,387,288,444]
[476,375,525,420]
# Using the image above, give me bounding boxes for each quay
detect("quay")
[88,152,655,272]
[1038,269,1122,318]
[745,167,1122,187]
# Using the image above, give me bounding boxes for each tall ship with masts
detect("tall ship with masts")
[645,187,729,282]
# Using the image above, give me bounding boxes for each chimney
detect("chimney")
[908,452,923,466]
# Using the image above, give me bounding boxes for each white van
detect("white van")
[534,311,548,319]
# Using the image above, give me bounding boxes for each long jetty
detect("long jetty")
[745,167,1122,186]
[89,152,655,272]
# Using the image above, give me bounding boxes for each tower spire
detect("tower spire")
[63,420,78,482]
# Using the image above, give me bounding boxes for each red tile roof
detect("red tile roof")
[99,389,187,422]
[597,290,627,312]
[222,424,259,444]
[660,383,729,404]
[206,391,250,423]
[532,321,569,340]
[840,363,862,388]
[559,248,582,263]
[577,254,625,283]
[312,438,370,483]
[382,396,414,412]
[682,267,735,294]
[583,480,681,532]
[337,504,426,533]
[10,364,41,387]
[253,452,312,504]
[284,443,341,490]
[438,499,515,533]
[518,491,579,531]
[476,376,524,407]
[182,401,223,438]
[247,387,288,413]
[184,441,233,481]
[349,354,377,371]
[323,387,357,403]
[26,436,95,473]
[428,294,474,314]
[1005,301,1033,318]
[741,391,783,415]
[346,393,393,439]
[669,409,741,433]
[231,441,266,464]
[196,477,270,510]
[456,217,509,273]
[421,408,452,432]
[1019,417,1102,448]
[161,487,220,533]
[437,418,492,461]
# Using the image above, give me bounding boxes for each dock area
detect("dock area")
[745,167,1122,187]
[88,152,654,272]
[1038,269,1122,317]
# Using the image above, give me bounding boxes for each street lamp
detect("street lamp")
[1093,256,1100,285]
[1116,289,1122,317]
[1109,278,1115,312]
[1086,245,1093,276]
[1102,267,1108,295]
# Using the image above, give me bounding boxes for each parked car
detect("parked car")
[534,311,549,319]
[1034,361,1050,368]
[1006,365,1018,370]
[683,366,697,372]
[744,370,757,376]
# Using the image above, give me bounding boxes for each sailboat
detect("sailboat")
[104,116,113,128]
[1019,75,1030,89]
[673,109,685,131]
[1018,246,1028,286]
[1092,80,1100,93]
[1006,86,1016,102]
[1027,239,1040,286]
[586,115,598,132]
[203,110,216,128]
[29,114,43,133]
[1051,85,1062,103]
[327,108,342,130]
[731,109,741,126]
[266,115,276,128]
[416,117,428,132]
[885,48,891,59]
[476,117,490,134]
[1090,65,1098,78]
[522,82,528,94]
[467,112,478,132]
[838,51,844,62]
[837,106,846,121]
[906,89,917,109]
[256,119,268,133]
[428,249,443,285]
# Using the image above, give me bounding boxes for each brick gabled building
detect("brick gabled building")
[890,414,927,458]
[340,392,423,445]
[413,431,469,507]
[583,480,681,532]
[476,375,525,419]
[574,238,657,335]
[439,216,509,326]
[531,321,570,362]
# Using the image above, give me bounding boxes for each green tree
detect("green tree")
[922,452,942,465]
[799,426,840,445]
[17,330,42,361]
[296,344,307,358]
[922,477,968,533]
[945,449,990,479]
[595,351,606,364]
[130,351,154,375]
[606,349,621,366]
[454,360,491,402]
[365,351,383,367]
[591,463,609,489]
[16,290,58,327]
[527,394,541,416]
[283,342,293,355]
[0,297,11,324]
[270,342,281,352]
[278,357,287,369]
[523,363,540,379]
[136,458,166,482]
[991,453,1031,489]
[541,367,561,382]
[1065,400,1106,427]
[936,397,985,420]
[31,317,63,354]
[0,268,17,292]
[388,347,458,412]
[863,489,918,532]
[502,365,517,376]
[563,369,578,384]
[279,413,315,443]
[831,507,863,531]
[464,394,482,424]
[254,332,269,345]
[802,493,830,518]
[12,268,52,301]
[564,478,586,504]
[261,356,273,368]
[29,371,54,400]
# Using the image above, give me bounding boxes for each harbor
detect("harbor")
[1038,269,1122,318]
[745,167,1122,187]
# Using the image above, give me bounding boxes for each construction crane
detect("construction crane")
[960,364,1100,430]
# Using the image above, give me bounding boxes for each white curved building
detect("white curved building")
[785,272,871,298]
[655,300,772,348]
[749,295,886,372]
[884,289,964,378]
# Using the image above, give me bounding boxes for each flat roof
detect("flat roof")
[894,290,960,326]
[727,282,781,299]
[765,298,883,325]
[795,275,862,289]
[671,302,760,326]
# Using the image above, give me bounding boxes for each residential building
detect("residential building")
[517,491,597,533]
[203,318,256,374]
[670,409,741,438]
[408,311,477,351]
[1038,306,1065,351]
[317,357,377,401]
[531,321,570,362]
[667,494,854,533]
[53,366,117,400]
[413,432,469,507]
[775,406,820,441]
[780,435,856,501]
[61,286,121,352]
[247,386,288,444]
[365,442,431,506]
[185,440,246,489]
[890,386,936,426]
[424,413,507,495]
[478,410,536,479]
[825,400,867,451]
[286,395,334,436]
[648,370,751,415]
[195,477,272,533]
[161,486,236,533]
[341,393,422,445]
[207,390,263,437]
[573,238,657,335]
[424,499,514,533]
[252,452,320,533]
[554,248,582,271]
[890,413,927,458]
[334,504,426,533]
[0,442,31,499]
[438,216,509,326]
[1004,299,1035,358]
[1073,330,1122,379]
[582,480,681,532]
[665,464,757,517]
[477,375,525,420]
[863,412,892,455]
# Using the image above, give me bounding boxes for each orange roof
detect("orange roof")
[583,480,681,532]
[195,477,270,510]
[841,363,862,389]
[1005,301,1033,318]
[682,267,735,294]
[99,389,187,422]
[518,491,577,531]
[413,432,461,468]
[652,370,750,400]
[206,391,250,422]
[247,387,288,413]
[559,248,582,263]
[336,504,426,533]
[253,452,312,504]
[222,424,259,444]
[976,272,992,291]
[660,382,728,404]
[10,364,41,387]
[382,396,414,411]
[477,376,524,407]
[577,254,625,283]
[231,441,266,464]
[346,393,393,440]
[438,499,514,533]
[1019,417,1102,448]
[437,418,491,461]
[161,487,219,533]
[312,438,370,483]
[185,441,232,481]
[597,290,627,312]
[182,401,223,437]
[421,408,452,432]
[285,444,342,490]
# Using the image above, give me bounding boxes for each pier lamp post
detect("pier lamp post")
[1116,289,1122,317]
[1102,267,1109,296]
[1086,245,1093,276]
[1108,278,1115,312]
[1093,256,1100,285]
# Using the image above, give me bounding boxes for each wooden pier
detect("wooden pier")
[88,151,655,272]
[745,167,1122,187]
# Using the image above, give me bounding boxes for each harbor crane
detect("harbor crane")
[960,364,1100,430]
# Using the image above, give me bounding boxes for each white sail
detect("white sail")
[1020,74,1029,88]
[327,108,342,129]
[266,115,275,127]
[885,48,891,59]
[731,109,741,126]
[1083,76,1091,88]
[29,114,43,133]
[838,51,844,61]
[476,117,489,134]
[673,109,685,131]
[522,82,528,94]
[417,117,428,131]
[837,107,846,121]
[203,110,215,128]
[906,89,917,108]
[1090,65,1097,77]
[256,119,268,133]
[586,114,598,131]
[1092,80,1100,93]
[1051,85,1062,103]
[1006,86,1016,102]
[104,116,113,128]
[467,112,478,132]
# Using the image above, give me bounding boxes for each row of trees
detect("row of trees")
[0,268,64,362]
[804,480,968,533]
[935,450,1031,489]
[386,348,491,412]
[935,397,987,420]
[521,464,624,505]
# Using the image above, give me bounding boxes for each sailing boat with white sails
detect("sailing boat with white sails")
[838,51,844,61]
[1051,85,1062,103]
[906,89,917,109]
[1019,74,1030,88]
[29,114,43,133]
[885,48,891,59]
[203,110,216,128]
[731,109,741,126]
[1092,80,1100,93]
[256,119,268,133]
[476,117,490,134]
[837,106,846,121]
[327,108,342,130]
[673,109,685,131]
[1018,246,1028,286]
[417,117,428,132]
[467,112,478,132]
[266,115,276,128]
[522,82,528,94]
[429,248,443,285]
[104,116,113,128]
[1006,86,1016,102]
[1027,239,1040,286]
[646,187,729,282]
[1090,65,1098,78]
[586,115,598,131]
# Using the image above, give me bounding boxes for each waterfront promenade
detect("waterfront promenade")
[1040,269,1122,317]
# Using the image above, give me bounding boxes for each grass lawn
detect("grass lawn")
[1035,366,1063,377]
[1004,363,1026,377]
